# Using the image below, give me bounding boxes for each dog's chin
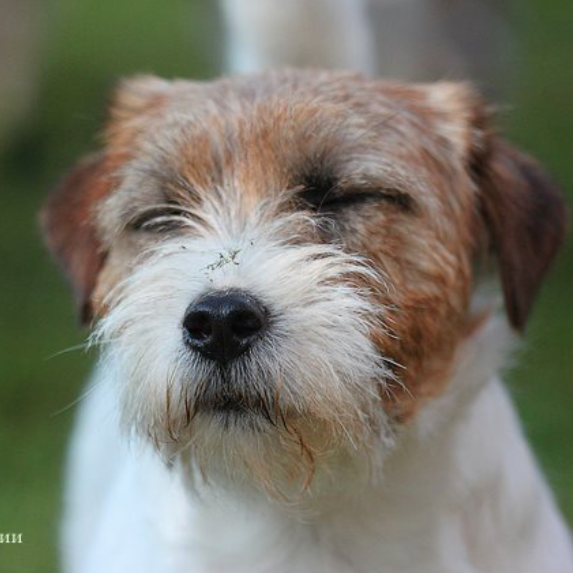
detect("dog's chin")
[148,381,393,504]
[194,399,278,433]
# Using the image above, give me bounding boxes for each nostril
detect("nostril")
[184,311,212,342]
[229,309,265,339]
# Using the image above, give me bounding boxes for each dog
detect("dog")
[43,4,572,570]
[41,68,573,572]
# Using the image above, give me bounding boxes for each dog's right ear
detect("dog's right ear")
[41,75,174,324]
[40,153,118,324]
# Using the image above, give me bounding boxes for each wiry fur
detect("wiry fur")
[61,318,573,573]
[39,13,572,571]
[92,207,396,498]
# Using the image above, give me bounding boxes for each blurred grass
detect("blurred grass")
[0,0,572,571]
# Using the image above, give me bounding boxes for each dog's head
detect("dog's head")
[41,70,566,498]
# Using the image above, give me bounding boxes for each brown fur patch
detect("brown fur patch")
[474,139,568,331]
[40,153,122,322]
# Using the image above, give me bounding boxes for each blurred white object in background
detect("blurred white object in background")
[220,0,511,95]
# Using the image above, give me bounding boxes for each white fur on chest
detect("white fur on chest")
[61,322,573,573]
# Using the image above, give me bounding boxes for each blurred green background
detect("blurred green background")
[0,1,571,571]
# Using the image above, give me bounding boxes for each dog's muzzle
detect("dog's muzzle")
[183,289,268,364]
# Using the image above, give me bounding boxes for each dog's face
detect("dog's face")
[42,70,566,497]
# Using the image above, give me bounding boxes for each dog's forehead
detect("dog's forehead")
[116,72,469,200]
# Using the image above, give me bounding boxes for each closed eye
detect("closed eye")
[298,185,413,214]
[127,203,194,232]
[295,168,412,214]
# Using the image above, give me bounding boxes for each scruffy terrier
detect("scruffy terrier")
[42,69,573,572]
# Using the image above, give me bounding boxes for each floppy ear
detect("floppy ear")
[40,153,116,324]
[474,139,568,331]
[40,75,173,324]
[421,82,567,331]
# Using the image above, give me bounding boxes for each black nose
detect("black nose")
[183,290,267,363]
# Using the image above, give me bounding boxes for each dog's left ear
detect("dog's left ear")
[40,153,117,324]
[425,83,568,331]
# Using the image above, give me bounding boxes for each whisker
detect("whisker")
[50,381,101,418]
[165,376,179,443]
[45,342,90,361]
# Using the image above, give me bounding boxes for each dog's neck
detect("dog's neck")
[179,318,556,572]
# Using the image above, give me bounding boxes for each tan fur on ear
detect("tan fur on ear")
[475,140,568,331]
[109,75,172,125]
[40,153,117,323]
[423,81,488,156]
